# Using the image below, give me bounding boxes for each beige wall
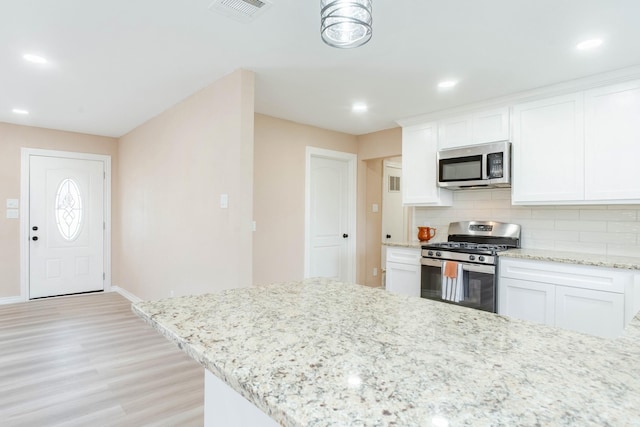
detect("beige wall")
[357,127,402,160]
[0,122,117,298]
[114,69,255,300]
[356,127,402,287]
[253,114,358,285]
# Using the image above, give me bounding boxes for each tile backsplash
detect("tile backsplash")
[413,189,640,257]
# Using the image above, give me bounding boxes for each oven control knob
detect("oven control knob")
[435,252,441,257]
[428,251,434,256]
[479,256,485,262]
[469,255,476,261]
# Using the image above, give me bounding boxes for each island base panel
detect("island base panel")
[204,371,280,427]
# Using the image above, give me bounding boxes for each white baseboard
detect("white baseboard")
[0,296,26,305]
[111,286,142,303]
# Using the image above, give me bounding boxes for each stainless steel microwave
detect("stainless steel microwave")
[437,141,511,189]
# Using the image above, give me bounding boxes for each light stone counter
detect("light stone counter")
[502,248,640,270]
[382,241,423,249]
[133,278,640,426]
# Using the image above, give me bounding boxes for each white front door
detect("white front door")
[29,155,105,298]
[306,148,356,283]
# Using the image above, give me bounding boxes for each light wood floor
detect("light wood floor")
[0,292,204,426]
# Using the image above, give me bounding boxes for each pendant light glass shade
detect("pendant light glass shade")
[321,0,372,48]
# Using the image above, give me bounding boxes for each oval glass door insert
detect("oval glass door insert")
[55,178,83,241]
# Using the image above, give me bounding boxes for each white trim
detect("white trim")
[304,146,357,283]
[396,65,640,127]
[111,286,143,303]
[0,296,25,305]
[20,148,112,301]
[383,159,402,169]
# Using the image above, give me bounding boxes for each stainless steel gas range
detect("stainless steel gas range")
[420,221,521,313]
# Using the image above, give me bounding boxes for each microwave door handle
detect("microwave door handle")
[483,155,490,180]
[462,264,495,274]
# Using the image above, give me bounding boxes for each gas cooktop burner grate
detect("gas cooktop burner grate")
[424,242,511,253]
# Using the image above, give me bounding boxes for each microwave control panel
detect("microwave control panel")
[487,152,504,178]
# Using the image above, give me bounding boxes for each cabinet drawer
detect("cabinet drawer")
[386,247,421,265]
[499,258,629,293]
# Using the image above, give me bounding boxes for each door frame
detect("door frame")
[304,146,357,283]
[20,148,112,301]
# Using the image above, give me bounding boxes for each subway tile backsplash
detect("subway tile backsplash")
[413,189,640,257]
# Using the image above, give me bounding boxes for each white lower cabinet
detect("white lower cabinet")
[499,278,555,326]
[555,285,624,338]
[499,258,630,338]
[385,247,421,297]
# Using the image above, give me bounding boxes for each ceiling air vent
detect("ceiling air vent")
[208,0,273,23]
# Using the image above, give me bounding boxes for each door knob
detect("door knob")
[343,233,349,238]
[386,234,391,239]
[32,236,38,241]
[32,226,38,231]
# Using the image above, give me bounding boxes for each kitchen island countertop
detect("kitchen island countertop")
[133,278,640,426]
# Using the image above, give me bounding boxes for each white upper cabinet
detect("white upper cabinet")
[471,108,510,144]
[511,93,585,204]
[438,107,509,149]
[584,80,640,201]
[437,116,471,149]
[402,123,453,206]
[512,79,640,205]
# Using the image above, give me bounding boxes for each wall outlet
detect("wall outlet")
[169,290,174,297]
[373,267,378,277]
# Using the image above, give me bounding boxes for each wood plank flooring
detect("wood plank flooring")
[0,292,204,426]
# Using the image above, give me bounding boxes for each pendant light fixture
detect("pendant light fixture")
[321,0,372,49]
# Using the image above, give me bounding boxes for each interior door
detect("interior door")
[29,155,105,298]
[382,160,405,243]
[308,155,351,281]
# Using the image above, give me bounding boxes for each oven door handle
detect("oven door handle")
[462,264,495,274]
[421,258,443,267]
[422,258,495,274]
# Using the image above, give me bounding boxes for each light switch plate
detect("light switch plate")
[6,209,19,219]
[6,199,18,209]
[220,193,229,209]
[372,203,379,213]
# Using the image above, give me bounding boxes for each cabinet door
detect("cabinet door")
[498,277,555,326]
[437,116,472,149]
[472,108,509,144]
[585,80,640,201]
[386,261,421,297]
[402,124,452,206]
[511,93,584,204]
[555,286,624,338]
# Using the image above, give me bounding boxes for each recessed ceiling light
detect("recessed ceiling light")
[438,80,458,89]
[23,54,48,64]
[576,38,603,51]
[352,103,368,113]
[12,108,29,115]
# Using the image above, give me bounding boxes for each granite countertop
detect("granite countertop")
[502,248,640,270]
[382,241,423,249]
[133,278,640,426]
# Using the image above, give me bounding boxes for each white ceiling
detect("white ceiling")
[2,0,640,137]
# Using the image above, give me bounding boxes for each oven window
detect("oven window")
[440,155,482,181]
[421,262,496,313]
[463,269,495,312]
